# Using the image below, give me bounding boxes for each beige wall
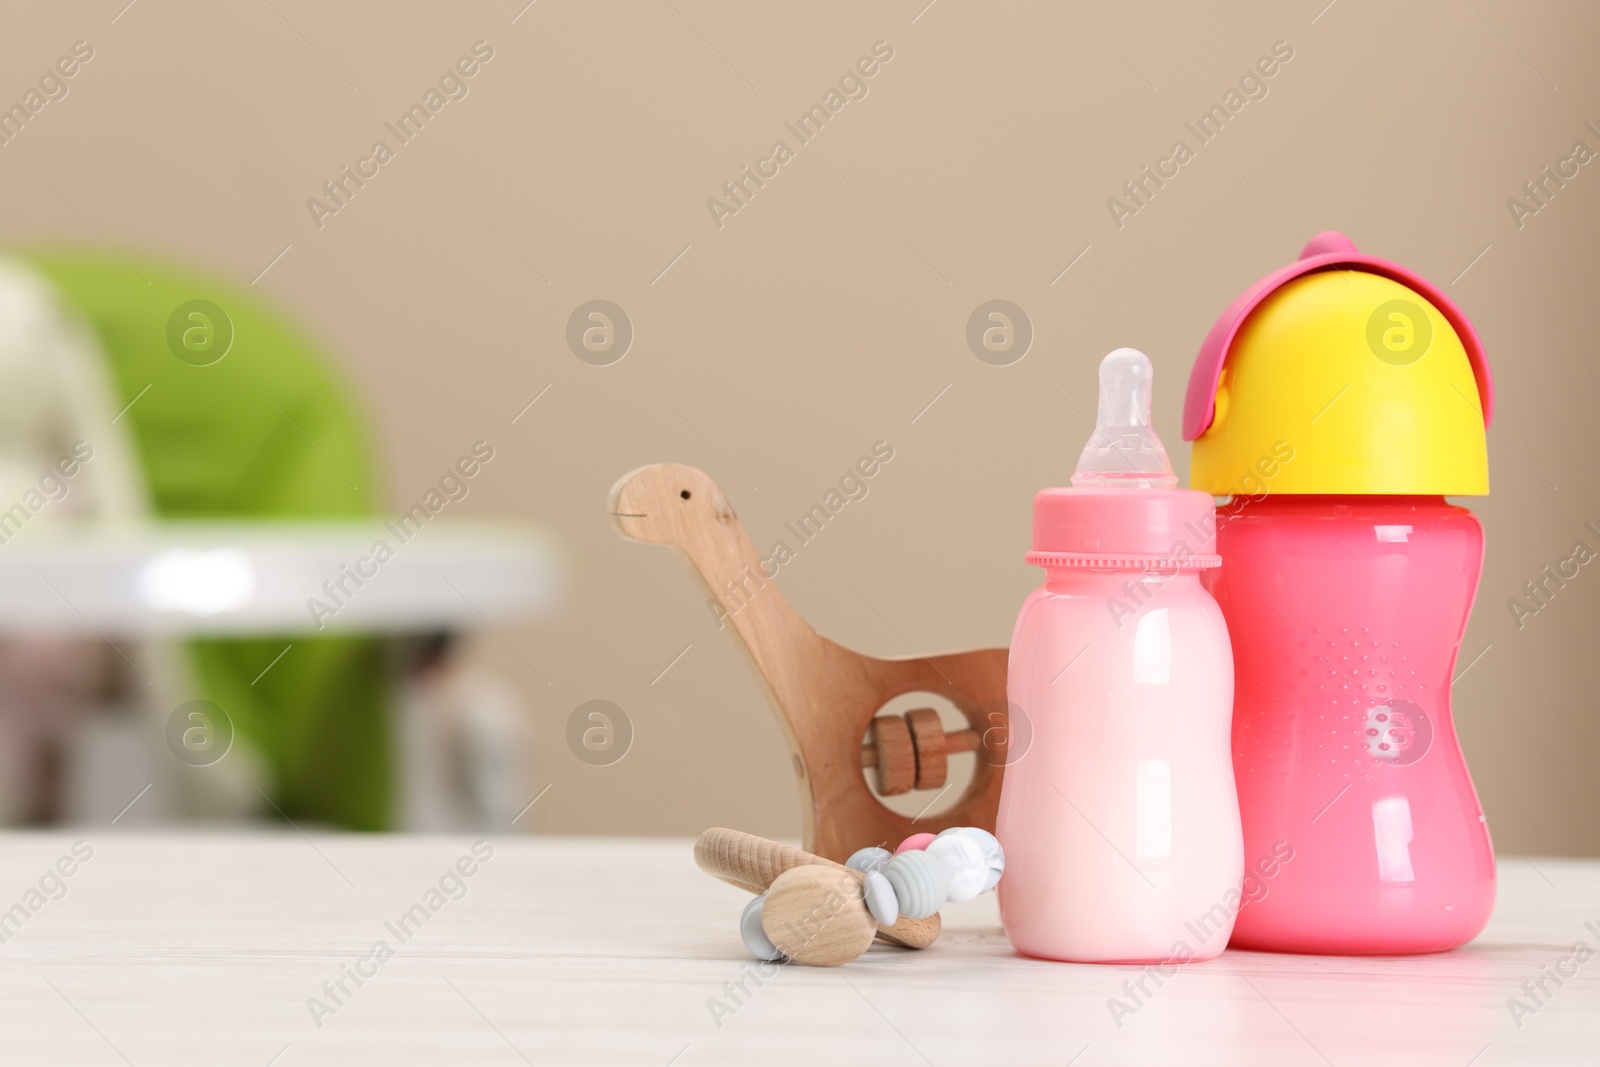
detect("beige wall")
[4,1,1598,853]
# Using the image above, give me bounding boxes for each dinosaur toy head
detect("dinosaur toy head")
[609,463,736,546]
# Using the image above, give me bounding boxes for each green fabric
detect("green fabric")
[25,249,392,830]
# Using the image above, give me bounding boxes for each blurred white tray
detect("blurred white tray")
[0,520,560,635]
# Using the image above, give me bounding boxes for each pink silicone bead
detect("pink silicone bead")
[895,833,936,854]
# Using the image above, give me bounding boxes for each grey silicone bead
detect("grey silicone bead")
[862,870,899,926]
[740,895,784,962]
[845,846,892,875]
[882,849,948,920]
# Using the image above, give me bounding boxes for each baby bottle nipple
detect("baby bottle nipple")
[1072,348,1178,489]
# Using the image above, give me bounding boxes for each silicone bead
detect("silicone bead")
[846,846,892,875]
[740,895,783,962]
[883,849,948,919]
[937,826,1005,893]
[926,832,988,903]
[895,832,936,854]
[862,870,899,927]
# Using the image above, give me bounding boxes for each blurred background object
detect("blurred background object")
[1,1,1596,854]
[0,251,557,831]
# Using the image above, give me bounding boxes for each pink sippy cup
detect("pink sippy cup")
[996,348,1243,965]
[1184,232,1497,954]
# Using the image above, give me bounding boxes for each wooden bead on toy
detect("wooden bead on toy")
[858,709,986,797]
[868,715,915,796]
[760,866,877,967]
[851,703,985,796]
[896,832,936,854]
[905,707,948,789]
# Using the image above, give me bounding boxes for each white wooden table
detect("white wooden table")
[0,834,1594,1065]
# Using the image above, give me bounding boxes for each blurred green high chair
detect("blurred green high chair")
[24,249,393,829]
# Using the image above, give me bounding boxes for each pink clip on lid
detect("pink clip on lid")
[1182,231,1494,441]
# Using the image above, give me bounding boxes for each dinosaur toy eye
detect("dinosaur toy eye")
[680,490,692,500]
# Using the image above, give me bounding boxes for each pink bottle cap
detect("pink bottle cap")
[1027,488,1221,570]
[1033,348,1220,570]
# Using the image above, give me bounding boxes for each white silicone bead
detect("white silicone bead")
[861,870,899,927]
[937,826,1005,894]
[740,895,784,961]
[926,832,988,903]
[845,846,892,875]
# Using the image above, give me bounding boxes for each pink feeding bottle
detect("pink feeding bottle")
[1183,232,1497,954]
[997,348,1243,964]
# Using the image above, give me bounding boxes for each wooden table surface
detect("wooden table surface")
[0,833,1595,1065]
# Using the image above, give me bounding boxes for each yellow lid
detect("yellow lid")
[1190,270,1489,496]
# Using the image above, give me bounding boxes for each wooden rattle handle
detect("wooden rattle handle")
[696,827,825,894]
[695,827,940,950]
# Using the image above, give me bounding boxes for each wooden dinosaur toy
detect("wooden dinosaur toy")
[610,463,1011,862]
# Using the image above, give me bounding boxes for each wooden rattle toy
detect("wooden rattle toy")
[612,464,1013,863]
[695,827,940,958]
[697,827,1004,967]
